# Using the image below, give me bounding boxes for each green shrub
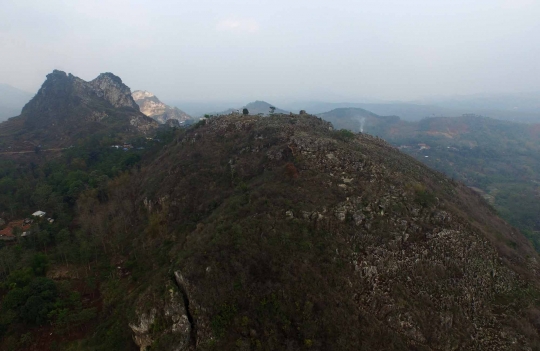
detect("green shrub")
[334,129,355,141]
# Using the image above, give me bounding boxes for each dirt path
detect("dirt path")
[0,148,65,155]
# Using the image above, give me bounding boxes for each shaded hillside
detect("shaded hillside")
[71,114,540,350]
[0,70,158,152]
[0,84,33,122]
[132,90,191,124]
[321,108,540,250]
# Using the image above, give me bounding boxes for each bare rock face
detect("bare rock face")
[173,271,213,348]
[24,70,140,114]
[130,308,157,350]
[130,280,192,351]
[132,90,191,124]
[89,73,140,109]
[132,90,155,102]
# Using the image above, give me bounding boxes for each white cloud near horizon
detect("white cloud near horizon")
[216,18,260,33]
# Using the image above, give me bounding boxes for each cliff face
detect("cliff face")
[22,70,141,119]
[89,73,141,109]
[132,90,191,124]
[0,70,158,148]
[78,114,540,350]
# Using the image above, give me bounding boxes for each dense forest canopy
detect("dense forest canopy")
[0,128,177,350]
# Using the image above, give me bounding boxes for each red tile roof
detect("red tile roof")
[0,220,31,237]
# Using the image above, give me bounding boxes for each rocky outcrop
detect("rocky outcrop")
[132,90,191,124]
[23,70,141,115]
[166,119,181,128]
[173,271,213,348]
[1,70,158,147]
[130,280,192,351]
[89,73,140,109]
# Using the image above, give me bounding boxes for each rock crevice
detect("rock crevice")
[173,271,197,347]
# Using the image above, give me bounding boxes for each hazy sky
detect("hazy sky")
[1,0,539,103]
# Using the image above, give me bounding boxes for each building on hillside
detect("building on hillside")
[0,225,15,241]
[0,220,31,241]
[32,210,46,217]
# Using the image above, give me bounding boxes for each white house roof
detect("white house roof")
[32,211,46,217]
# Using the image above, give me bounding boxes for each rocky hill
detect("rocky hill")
[243,100,289,115]
[74,113,540,350]
[216,100,289,116]
[0,70,158,151]
[132,90,191,124]
[320,108,540,251]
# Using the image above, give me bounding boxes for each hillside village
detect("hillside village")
[0,211,52,242]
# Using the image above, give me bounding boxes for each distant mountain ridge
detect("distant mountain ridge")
[421,92,540,115]
[286,100,540,123]
[215,100,289,116]
[286,102,454,121]
[0,70,158,151]
[0,84,33,122]
[317,107,399,134]
[243,100,289,115]
[132,90,191,124]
